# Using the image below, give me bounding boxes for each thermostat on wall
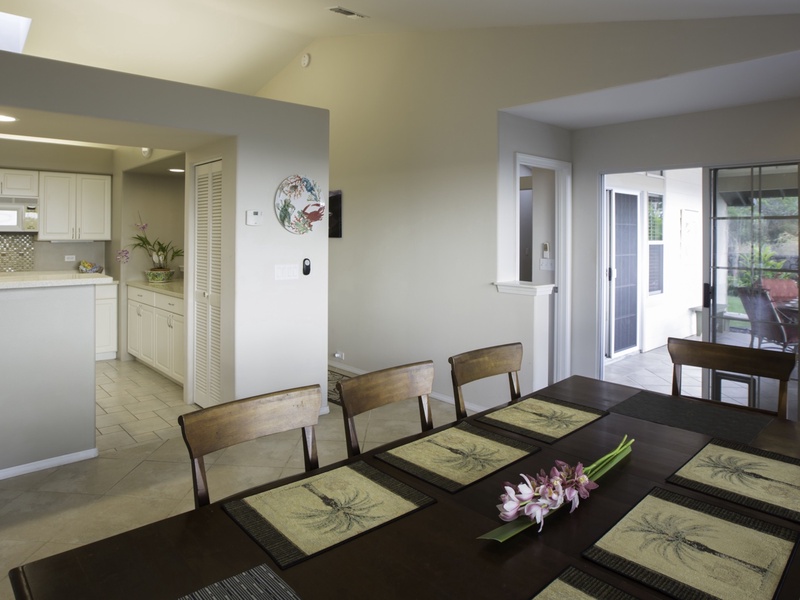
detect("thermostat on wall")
[246,210,263,225]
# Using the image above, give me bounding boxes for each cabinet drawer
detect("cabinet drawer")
[155,293,184,315]
[128,287,155,305]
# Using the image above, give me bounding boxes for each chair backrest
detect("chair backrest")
[761,277,798,304]
[666,337,795,419]
[736,287,788,348]
[336,361,434,457]
[178,384,321,508]
[448,342,523,420]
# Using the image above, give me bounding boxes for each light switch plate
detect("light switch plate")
[539,258,555,271]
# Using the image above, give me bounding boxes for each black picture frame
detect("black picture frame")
[329,190,342,238]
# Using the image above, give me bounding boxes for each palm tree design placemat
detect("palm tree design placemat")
[223,461,434,568]
[583,487,798,600]
[531,566,637,600]
[608,390,773,444]
[179,563,301,600]
[667,438,800,523]
[376,422,539,492]
[477,395,607,443]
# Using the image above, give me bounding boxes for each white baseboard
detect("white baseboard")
[0,448,98,481]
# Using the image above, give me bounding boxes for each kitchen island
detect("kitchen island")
[0,271,115,479]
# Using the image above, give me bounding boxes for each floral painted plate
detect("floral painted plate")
[274,174,325,235]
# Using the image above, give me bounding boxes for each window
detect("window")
[648,194,664,294]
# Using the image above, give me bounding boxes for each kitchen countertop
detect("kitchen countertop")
[0,271,115,289]
[127,279,184,299]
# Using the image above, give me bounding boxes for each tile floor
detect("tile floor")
[0,360,457,599]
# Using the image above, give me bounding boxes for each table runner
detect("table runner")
[179,563,301,600]
[376,421,538,492]
[531,566,637,600]
[608,390,773,444]
[224,461,434,568]
[478,395,606,443]
[584,487,798,600]
[668,438,800,523]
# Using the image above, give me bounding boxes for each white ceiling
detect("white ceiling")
[2,0,800,131]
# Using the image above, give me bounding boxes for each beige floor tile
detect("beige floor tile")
[95,430,138,452]
[34,458,141,495]
[0,491,101,542]
[363,418,425,446]
[155,426,185,441]
[96,410,139,429]
[120,416,172,436]
[145,437,193,464]
[133,432,163,444]
[98,439,163,462]
[0,469,59,493]
[214,436,300,468]
[203,463,285,503]
[0,538,44,586]
[106,461,192,500]
[51,494,182,546]
[126,398,170,414]
[98,424,124,435]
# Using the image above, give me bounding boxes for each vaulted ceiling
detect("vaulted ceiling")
[2,0,800,131]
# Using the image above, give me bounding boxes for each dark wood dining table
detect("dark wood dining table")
[9,375,800,599]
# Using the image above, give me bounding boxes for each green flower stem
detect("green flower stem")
[477,435,634,543]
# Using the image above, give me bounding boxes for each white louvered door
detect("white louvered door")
[193,160,223,406]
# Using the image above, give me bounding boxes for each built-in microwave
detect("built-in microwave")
[0,199,38,232]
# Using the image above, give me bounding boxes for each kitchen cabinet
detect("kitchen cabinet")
[0,169,38,197]
[95,283,118,360]
[153,293,184,384]
[127,284,184,384]
[38,172,111,241]
[127,288,155,367]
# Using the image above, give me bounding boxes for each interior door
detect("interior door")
[607,190,640,358]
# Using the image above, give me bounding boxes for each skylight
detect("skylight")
[0,11,31,53]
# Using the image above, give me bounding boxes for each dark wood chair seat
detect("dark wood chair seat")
[178,384,321,508]
[448,342,523,420]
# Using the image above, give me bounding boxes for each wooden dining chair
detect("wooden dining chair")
[336,360,434,457]
[178,384,321,508]
[448,342,523,420]
[666,337,796,419]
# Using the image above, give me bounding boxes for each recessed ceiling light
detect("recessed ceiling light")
[0,114,17,122]
[169,168,185,173]
[329,6,368,19]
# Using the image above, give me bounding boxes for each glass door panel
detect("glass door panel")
[710,163,799,413]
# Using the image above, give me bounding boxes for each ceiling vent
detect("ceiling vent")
[328,6,368,20]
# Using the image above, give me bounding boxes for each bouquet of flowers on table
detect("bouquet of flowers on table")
[479,435,634,542]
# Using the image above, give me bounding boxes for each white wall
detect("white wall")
[259,17,800,412]
[572,99,800,376]
[0,52,330,409]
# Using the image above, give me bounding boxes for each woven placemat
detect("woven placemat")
[376,421,539,492]
[531,566,637,600]
[609,390,773,444]
[478,395,606,443]
[224,461,434,568]
[179,563,301,599]
[668,438,800,523]
[584,487,798,600]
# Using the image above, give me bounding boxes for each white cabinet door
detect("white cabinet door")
[77,174,111,240]
[154,308,172,374]
[96,285,118,359]
[38,172,76,241]
[39,172,111,241]
[0,169,38,197]
[170,313,185,384]
[127,300,155,366]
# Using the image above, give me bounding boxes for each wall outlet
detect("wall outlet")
[334,351,345,360]
[65,255,76,262]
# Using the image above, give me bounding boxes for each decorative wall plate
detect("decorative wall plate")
[274,175,325,235]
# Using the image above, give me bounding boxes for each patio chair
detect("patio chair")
[735,287,798,352]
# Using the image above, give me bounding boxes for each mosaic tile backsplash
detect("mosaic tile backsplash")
[0,233,35,271]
